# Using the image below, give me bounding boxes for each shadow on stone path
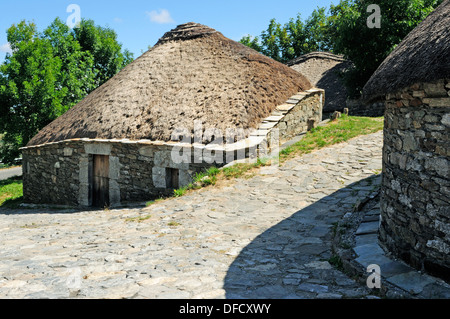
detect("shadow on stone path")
[224,176,379,299]
[0,131,393,299]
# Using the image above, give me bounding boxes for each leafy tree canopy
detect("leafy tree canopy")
[240,0,443,97]
[0,18,134,164]
[328,0,443,97]
[240,7,331,64]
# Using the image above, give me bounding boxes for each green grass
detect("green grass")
[125,214,152,223]
[0,176,23,208]
[168,115,384,200]
[221,157,271,180]
[173,166,223,197]
[174,186,189,197]
[193,167,220,186]
[328,255,344,271]
[2,115,383,209]
[280,115,384,161]
[168,221,181,227]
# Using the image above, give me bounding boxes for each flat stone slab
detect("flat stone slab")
[356,221,379,235]
[363,215,381,222]
[250,129,269,137]
[387,272,436,295]
[258,122,278,130]
[355,253,392,268]
[276,104,295,112]
[298,283,329,294]
[354,243,385,259]
[290,94,307,100]
[286,98,300,104]
[380,261,414,278]
[355,233,379,246]
[264,115,284,122]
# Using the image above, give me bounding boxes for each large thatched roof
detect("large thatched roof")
[363,0,450,101]
[27,22,312,147]
[287,52,352,113]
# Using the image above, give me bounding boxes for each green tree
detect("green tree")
[0,18,134,164]
[241,0,442,98]
[303,7,332,53]
[0,22,66,163]
[239,7,331,63]
[285,14,307,58]
[43,18,96,115]
[239,35,262,52]
[259,19,283,61]
[328,0,443,98]
[74,19,134,87]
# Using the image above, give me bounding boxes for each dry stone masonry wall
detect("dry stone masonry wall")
[21,89,323,207]
[346,99,385,118]
[380,78,450,280]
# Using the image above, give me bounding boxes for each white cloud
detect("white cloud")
[0,42,12,54]
[113,17,123,23]
[146,9,175,24]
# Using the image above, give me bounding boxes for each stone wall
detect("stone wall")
[380,78,450,280]
[272,89,323,142]
[22,140,214,207]
[288,52,350,114]
[21,89,323,208]
[345,98,385,118]
[22,142,83,206]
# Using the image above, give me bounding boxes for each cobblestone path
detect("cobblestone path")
[0,131,383,299]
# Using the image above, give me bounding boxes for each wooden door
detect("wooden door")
[92,155,110,208]
[166,168,179,189]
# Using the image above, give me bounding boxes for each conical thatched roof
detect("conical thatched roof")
[27,22,312,147]
[288,52,352,113]
[363,0,450,102]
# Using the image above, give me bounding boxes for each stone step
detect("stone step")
[356,221,379,235]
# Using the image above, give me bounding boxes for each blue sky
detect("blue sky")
[0,0,337,61]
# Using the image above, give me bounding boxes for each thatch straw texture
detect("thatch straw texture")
[27,22,311,146]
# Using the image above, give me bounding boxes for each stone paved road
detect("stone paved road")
[0,131,383,299]
[0,167,22,181]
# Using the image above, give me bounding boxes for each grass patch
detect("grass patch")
[146,200,156,207]
[0,176,23,208]
[145,198,165,207]
[193,166,220,187]
[221,157,271,180]
[125,215,152,223]
[172,166,224,197]
[174,186,189,197]
[168,221,181,227]
[4,116,383,209]
[166,115,383,200]
[328,255,344,271]
[280,114,384,162]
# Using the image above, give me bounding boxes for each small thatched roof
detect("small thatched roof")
[287,52,352,113]
[363,0,450,101]
[27,22,311,147]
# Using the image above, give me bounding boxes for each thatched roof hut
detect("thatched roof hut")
[288,52,351,113]
[28,22,311,146]
[363,0,450,102]
[22,22,324,208]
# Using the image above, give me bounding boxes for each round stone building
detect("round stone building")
[21,23,324,208]
[288,52,351,116]
[363,0,450,281]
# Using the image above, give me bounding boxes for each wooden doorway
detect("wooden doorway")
[92,155,110,208]
[166,168,179,189]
